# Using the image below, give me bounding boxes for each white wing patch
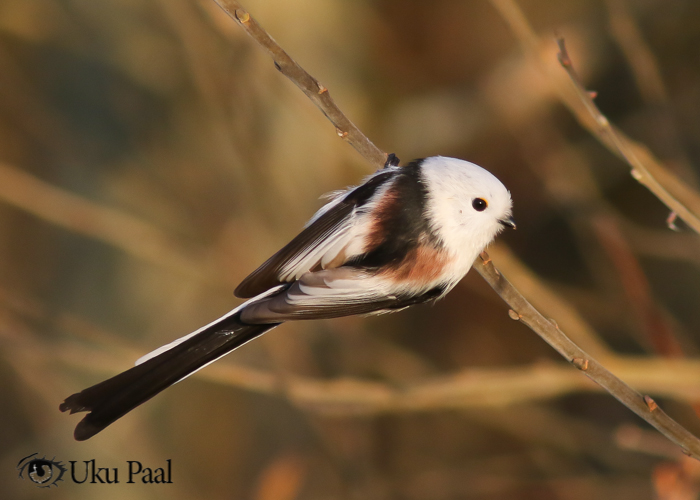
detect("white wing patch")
[291,271,388,303]
[277,220,358,281]
[276,180,393,283]
[239,268,398,323]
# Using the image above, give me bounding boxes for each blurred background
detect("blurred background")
[2,0,700,498]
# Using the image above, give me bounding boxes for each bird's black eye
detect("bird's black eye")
[472,198,488,212]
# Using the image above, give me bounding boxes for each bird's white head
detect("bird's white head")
[420,156,513,267]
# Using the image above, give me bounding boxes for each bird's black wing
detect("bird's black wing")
[235,169,397,298]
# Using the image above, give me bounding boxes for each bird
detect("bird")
[60,155,515,441]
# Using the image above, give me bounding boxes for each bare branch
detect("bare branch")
[473,253,700,459]
[556,38,700,234]
[212,0,387,170]
[210,0,700,460]
[487,0,700,233]
[487,246,612,360]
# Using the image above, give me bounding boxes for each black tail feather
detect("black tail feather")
[60,313,279,441]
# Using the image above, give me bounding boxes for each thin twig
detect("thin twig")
[211,0,700,459]
[487,0,700,233]
[555,38,700,234]
[487,246,611,360]
[213,0,387,170]
[473,253,700,459]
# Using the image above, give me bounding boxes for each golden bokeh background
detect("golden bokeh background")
[2,0,700,498]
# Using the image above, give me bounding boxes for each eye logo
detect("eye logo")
[17,453,67,488]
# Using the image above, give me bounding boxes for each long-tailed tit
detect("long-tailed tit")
[60,156,515,440]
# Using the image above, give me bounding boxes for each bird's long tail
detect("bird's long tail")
[59,308,281,441]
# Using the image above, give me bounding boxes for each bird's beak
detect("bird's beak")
[500,216,516,230]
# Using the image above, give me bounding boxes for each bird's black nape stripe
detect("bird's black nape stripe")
[347,159,437,269]
[59,313,280,441]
